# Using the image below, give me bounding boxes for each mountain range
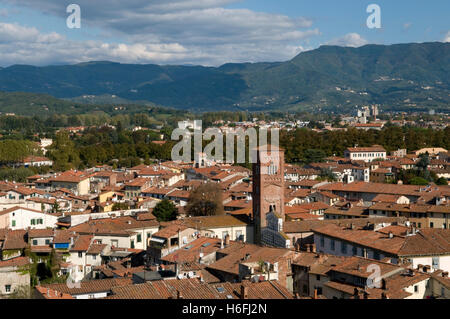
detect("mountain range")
[0,42,449,113]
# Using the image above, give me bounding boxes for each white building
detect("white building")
[0,206,59,230]
[21,156,54,167]
[344,145,387,163]
[0,187,45,211]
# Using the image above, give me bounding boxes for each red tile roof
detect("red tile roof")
[107,278,293,299]
[70,235,93,252]
[314,224,450,257]
[0,256,30,268]
[346,145,386,152]
[161,237,222,263]
[35,286,74,299]
[40,278,132,296]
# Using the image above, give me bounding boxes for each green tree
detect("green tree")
[0,167,35,182]
[436,177,448,186]
[51,202,61,214]
[0,140,37,165]
[303,149,326,164]
[20,248,66,288]
[409,177,429,186]
[49,131,80,171]
[152,199,178,222]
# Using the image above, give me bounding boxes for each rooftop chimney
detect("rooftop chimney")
[224,234,230,247]
[177,290,183,299]
[313,289,318,300]
[240,285,249,299]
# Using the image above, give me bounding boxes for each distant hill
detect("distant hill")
[0,91,85,115]
[0,91,168,116]
[0,42,448,113]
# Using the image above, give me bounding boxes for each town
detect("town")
[0,111,448,300]
[0,1,449,305]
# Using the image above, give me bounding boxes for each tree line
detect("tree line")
[1,124,449,181]
[280,126,450,164]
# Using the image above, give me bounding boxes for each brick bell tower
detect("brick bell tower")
[252,145,285,246]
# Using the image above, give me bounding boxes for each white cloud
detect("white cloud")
[326,33,368,48]
[0,0,320,65]
[0,22,195,66]
[0,21,312,66]
[444,31,450,43]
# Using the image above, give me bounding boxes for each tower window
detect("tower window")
[267,164,278,175]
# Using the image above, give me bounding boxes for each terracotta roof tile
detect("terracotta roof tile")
[0,256,30,268]
[70,235,93,252]
[41,278,132,296]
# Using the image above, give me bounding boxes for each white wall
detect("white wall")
[0,266,30,296]
[6,208,58,230]
[73,291,108,299]
[198,225,254,244]
[403,279,430,299]
[411,256,450,273]
[314,234,388,261]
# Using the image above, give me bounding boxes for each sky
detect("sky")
[0,0,448,67]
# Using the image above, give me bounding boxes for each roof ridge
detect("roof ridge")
[268,280,291,298]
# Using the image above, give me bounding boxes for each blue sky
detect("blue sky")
[0,0,448,66]
[234,0,450,45]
